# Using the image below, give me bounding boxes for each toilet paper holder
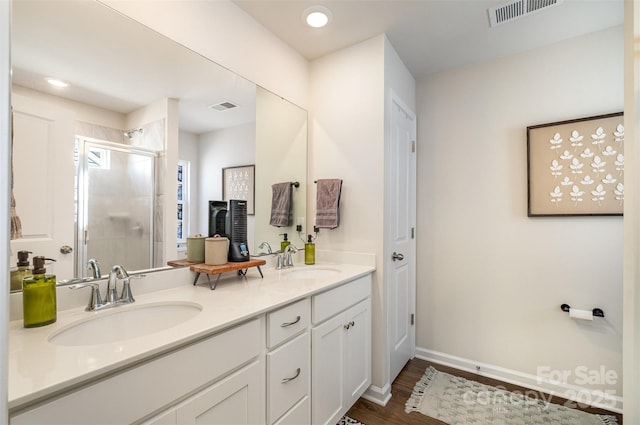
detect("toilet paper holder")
[560,304,604,318]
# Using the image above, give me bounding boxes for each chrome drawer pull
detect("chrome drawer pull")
[281,368,301,383]
[280,315,301,327]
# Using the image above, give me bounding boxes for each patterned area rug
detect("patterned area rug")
[406,366,618,425]
[337,416,365,425]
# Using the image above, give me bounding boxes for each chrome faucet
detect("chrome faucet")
[106,265,139,305]
[64,264,143,311]
[106,265,128,303]
[258,241,273,254]
[87,258,102,279]
[283,245,298,268]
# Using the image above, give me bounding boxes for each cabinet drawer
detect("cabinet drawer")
[312,275,371,324]
[267,298,309,348]
[267,332,310,424]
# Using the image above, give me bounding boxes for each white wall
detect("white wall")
[310,34,416,401]
[310,34,390,390]
[384,37,416,110]
[179,130,200,241]
[1,2,11,421]
[623,2,640,420]
[101,0,309,109]
[197,123,256,248]
[12,85,125,130]
[254,87,307,250]
[416,25,624,400]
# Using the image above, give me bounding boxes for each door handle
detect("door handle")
[60,245,73,254]
[392,252,404,261]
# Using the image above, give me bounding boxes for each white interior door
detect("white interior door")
[10,93,75,280]
[387,91,417,383]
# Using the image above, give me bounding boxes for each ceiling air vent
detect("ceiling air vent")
[488,0,563,27]
[209,101,239,112]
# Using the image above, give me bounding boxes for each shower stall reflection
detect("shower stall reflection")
[76,138,156,277]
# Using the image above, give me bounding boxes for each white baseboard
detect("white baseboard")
[416,347,623,414]
[362,383,391,406]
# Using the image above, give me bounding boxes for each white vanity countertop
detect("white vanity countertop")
[8,262,375,410]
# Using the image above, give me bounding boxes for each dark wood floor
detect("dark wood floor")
[346,358,623,425]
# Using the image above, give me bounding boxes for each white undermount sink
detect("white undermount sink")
[48,301,203,346]
[283,267,342,279]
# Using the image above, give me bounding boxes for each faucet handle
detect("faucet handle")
[107,265,130,303]
[285,244,298,253]
[119,273,144,304]
[69,282,104,311]
[119,278,135,304]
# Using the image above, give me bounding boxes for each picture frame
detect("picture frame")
[527,112,624,217]
[222,164,255,215]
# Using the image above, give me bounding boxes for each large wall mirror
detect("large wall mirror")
[9,0,307,287]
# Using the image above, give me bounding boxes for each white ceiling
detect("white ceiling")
[12,0,257,135]
[232,0,624,78]
[11,0,624,135]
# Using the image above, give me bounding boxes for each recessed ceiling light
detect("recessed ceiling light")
[303,6,332,28]
[46,78,69,88]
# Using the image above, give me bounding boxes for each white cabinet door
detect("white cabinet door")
[344,299,371,407]
[311,299,371,425]
[311,312,346,425]
[177,360,262,425]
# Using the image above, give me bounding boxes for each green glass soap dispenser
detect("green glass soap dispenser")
[22,256,57,328]
[10,250,32,292]
[305,235,315,265]
[280,233,290,252]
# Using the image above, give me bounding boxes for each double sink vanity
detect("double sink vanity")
[8,255,374,425]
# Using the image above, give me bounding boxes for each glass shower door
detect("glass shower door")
[77,139,155,276]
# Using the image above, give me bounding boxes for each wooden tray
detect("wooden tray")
[168,258,267,290]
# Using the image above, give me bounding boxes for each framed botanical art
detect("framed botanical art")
[527,112,624,216]
[222,164,255,215]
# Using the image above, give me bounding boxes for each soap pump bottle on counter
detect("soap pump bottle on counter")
[22,256,57,328]
[305,235,315,265]
[10,250,32,292]
[280,233,290,252]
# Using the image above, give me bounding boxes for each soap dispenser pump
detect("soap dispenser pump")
[22,256,57,328]
[10,250,32,292]
[280,233,290,252]
[305,235,315,265]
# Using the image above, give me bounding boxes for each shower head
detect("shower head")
[123,128,143,139]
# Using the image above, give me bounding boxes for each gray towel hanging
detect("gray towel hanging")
[315,179,342,229]
[270,182,293,227]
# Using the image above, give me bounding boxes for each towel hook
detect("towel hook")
[291,181,300,188]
